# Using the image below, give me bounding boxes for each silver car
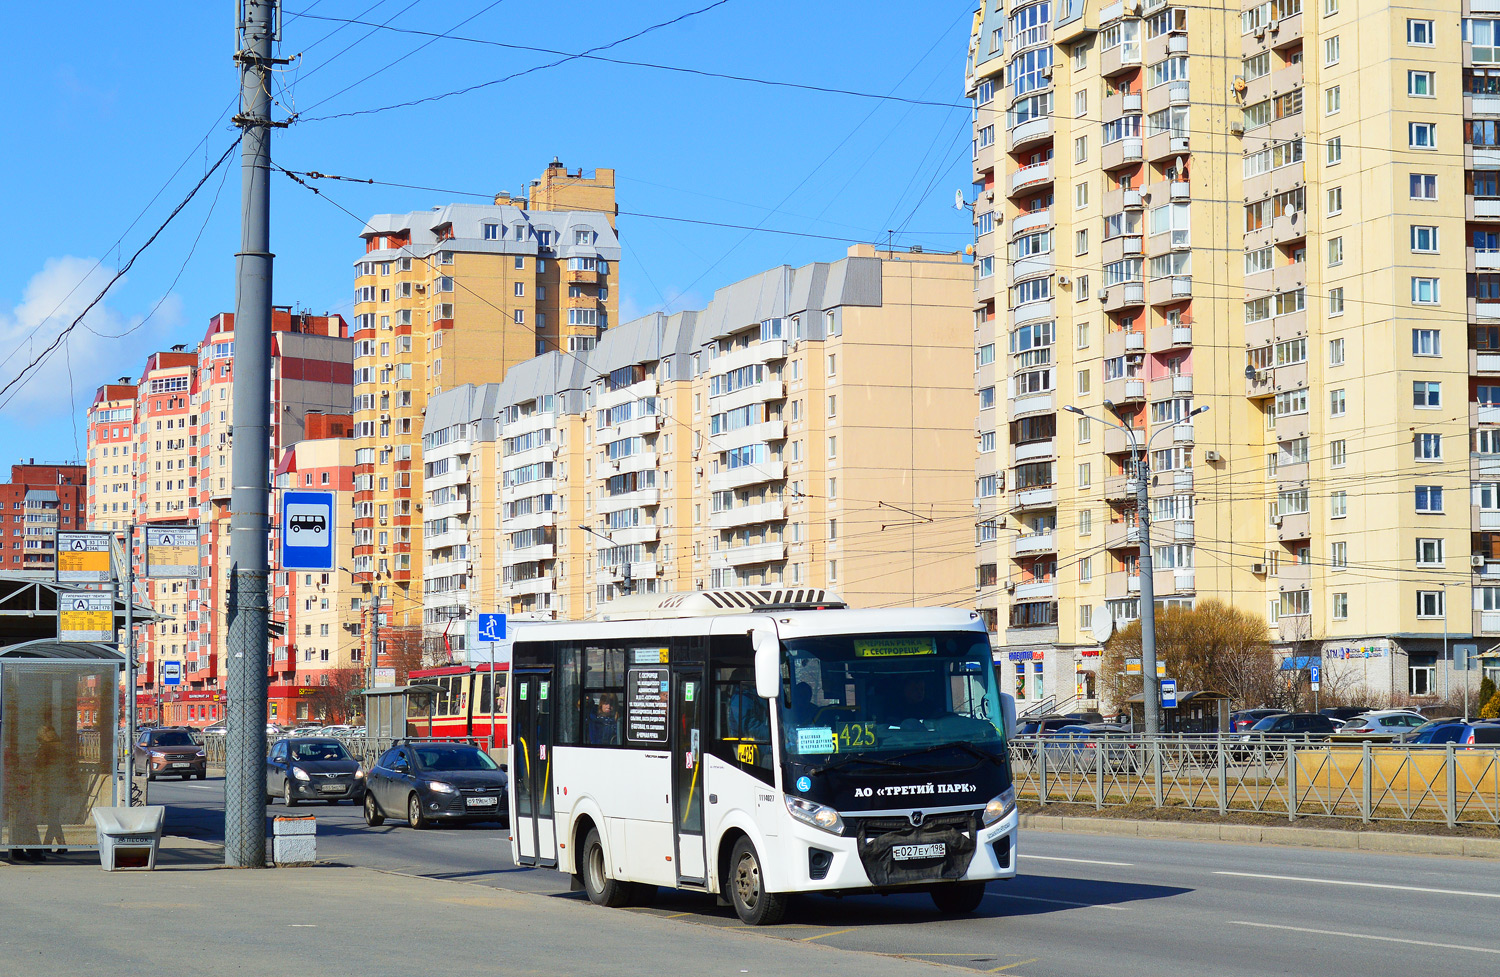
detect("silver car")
[1337,711,1426,742]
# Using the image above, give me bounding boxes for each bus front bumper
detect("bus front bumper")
[779,806,1018,892]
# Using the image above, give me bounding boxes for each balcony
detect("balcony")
[1169,180,1190,201]
[1173,518,1195,541]
[1012,487,1056,509]
[1102,377,1146,406]
[424,526,468,552]
[1472,350,1500,375]
[712,340,788,375]
[598,412,662,442]
[602,523,660,547]
[503,575,556,597]
[714,419,787,452]
[1103,424,1144,455]
[501,477,556,503]
[1105,521,1143,548]
[1010,253,1054,284]
[1171,469,1193,492]
[1470,197,1500,220]
[1475,509,1500,532]
[502,410,556,439]
[1476,610,1500,635]
[1012,531,1056,556]
[595,487,661,515]
[721,541,787,567]
[1011,208,1052,236]
[596,378,659,414]
[1013,438,1056,463]
[424,497,470,521]
[1009,116,1054,152]
[1275,511,1311,542]
[709,461,787,492]
[1102,137,1144,171]
[1104,474,1136,501]
[1476,297,1500,321]
[1101,282,1145,312]
[1105,571,1142,600]
[504,508,556,533]
[1010,392,1054,417]
[1471,249,1500,273]
[1149,275,1192,306]
[1012,580,1056,600]
[1011,298,1055,325]
[1149,323,1192,351]
[1010,160,1054,196]
[709,500,787,530]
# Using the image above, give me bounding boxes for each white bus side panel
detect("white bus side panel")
[554,746,676,887]
[702,755,783,893]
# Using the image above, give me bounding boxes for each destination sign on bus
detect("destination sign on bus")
[852,637,936,658]
[626,666,669,743]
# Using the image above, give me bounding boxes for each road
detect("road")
[150,776,1500,976]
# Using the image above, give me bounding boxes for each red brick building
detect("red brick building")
[0,462,87,573]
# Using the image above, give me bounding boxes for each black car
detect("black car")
[266,738,366,806]
[364,741,509,829]
[1018,716,1084,736]
[1318,706,1367,723]
[1230,708,1284,732]
[1465,722,1500,746]
[1239,713,1339,740]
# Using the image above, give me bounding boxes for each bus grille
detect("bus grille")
[848,812,978,886]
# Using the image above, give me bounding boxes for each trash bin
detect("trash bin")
[273,815,316,866]
[92,806,166,871]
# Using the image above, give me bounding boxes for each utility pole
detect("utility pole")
[122,524,137,806]
[225,0,284,869]
[1134,451,1161,738]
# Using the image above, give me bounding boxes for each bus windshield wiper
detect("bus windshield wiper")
[885,742,1006,766]
[805,753,912,776]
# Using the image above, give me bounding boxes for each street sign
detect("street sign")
[56,531,113,584]
[1310,663,1321,684]
[372,667,396,687]
[1125,658,1167,676]
[280,490,335,571]
[478,613,507,642]
[59,591,114,642]
[1454,643,1478,671]
[1160,678,1177,709]
[162,661,181,686]
[145,526,201,578]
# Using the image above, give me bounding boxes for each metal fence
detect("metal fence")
[1009,735,1500,827]
[203,732,489,770]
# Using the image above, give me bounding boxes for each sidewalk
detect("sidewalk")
[0,840,957,977]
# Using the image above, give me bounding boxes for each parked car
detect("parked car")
[1464,723,1500,746]
[1318,707,1367,723]
[1018,716,1086,736]
[1237,713,1339,742]
[1408,721,1470,745]
[266,738,366,806]
[1040,724,1134,771]
[201,722,228,739]
[133,727,207,780]
[1334,710,1426,742]
[364,741,509,829]
[1231,708,1284,732]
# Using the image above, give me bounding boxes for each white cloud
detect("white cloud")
[619,286,704,324]
[0,256,183,420]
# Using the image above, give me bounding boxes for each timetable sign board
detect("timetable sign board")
[146,526,201,579]
[57,532,113,584]
[60,592,115,642]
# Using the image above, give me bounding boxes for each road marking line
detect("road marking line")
[799,928,856,942]
[1020,854,1134,867]
[987,958,1039,973]
[1230,921,1500,955]
[663,912,693,918]
[1215,871,1500,900]
[983,892,1130,911]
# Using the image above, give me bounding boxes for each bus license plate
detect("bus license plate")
[892,843,945,861]
[466,796,498,807]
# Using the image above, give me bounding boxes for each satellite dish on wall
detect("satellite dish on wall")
[954,188,966,210]
[1090,606,1114,644]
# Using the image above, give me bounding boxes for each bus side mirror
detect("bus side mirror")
[998,692,1017,741]
[751,628,780,699]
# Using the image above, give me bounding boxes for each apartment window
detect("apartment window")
[1330,491,1347,518]
[1324,35,1340,65]
[1245,246,1273,275]
[1077,416,1092,443]
[1075,181,1088,208]
[977,79,994,104]
[1076,274,1090,301]
[1413,380,1441,408]
[1415,485,1444,513]
[1407,18,1434,45]
[1075,90,1087,117]
[1074,136,1088,163]
[514,256,525,270]
[1410,173,1437,199]
[1332,593,1348,620]
[1077,368,1091,394]
[1330,439,1347,467]
[1411,277,1440,304]
[1409,122,1436,149]
[1416,538,1444,566]
[1075,229,1088,255]
[1326,187,1342,215]
[1329,337,1345,365]
[1327,237,1343,266]
[1079,510,1092,536]
[1410,225,1439,253]
[1326,137,1342,165]
[1073,42,1088,69]
[1324,86,1341,115]
[979,431,996,453]
[1077,323,1090,349]
[513,281,525,297]
[1077,463,1092,489]
[977,125,995,148]
[1329,389,1346,416]
[1331,541,1347,569]
[1408,70,1434,97]
[827,395,837,417]
[1328,287,1345,315]
[1412,328,1441,356]
[1414,432,1443,460]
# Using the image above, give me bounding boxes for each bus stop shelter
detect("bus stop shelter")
[362,684,441,740]
[1122,690,1232,733]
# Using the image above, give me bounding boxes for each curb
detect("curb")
[1019,813,1500,859]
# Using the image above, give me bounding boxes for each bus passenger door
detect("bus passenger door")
[670,667,708,886]
[512,670,558,867]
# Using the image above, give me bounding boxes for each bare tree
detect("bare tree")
[381,625,426,685]
[306,668,365,723]
[1102,599,1276,710]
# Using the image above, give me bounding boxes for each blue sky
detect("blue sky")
[0,0,976,467]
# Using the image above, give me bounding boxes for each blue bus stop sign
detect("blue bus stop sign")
[478,613,507,642]
[281,490,335,571]
[1160,678,1177,709]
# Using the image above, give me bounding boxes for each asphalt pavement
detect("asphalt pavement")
[142,776,1500,977]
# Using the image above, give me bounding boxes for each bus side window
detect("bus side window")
[710,664,773,785]
[554,645,581,746]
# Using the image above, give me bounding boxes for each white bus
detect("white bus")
[507,589,1018,924]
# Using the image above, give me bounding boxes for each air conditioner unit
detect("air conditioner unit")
[1040,67,1053,80]
[1204,450,1221,462]
[1254,27,1265,39]
[1272,514,1283,526]
[1005,581,1017,593]
[985,190,996,202]
[1058,275,1072,286]
[1473,554,1488,567]
[1098,288,1109,301]
[1251,562,1266,574]
[1268,18,1279,32]
[1125,0,1141,13]
[1229,121,1246,135]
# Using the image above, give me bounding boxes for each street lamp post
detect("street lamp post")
[1065,402,1208,735]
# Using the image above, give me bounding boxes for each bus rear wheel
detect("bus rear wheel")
[930,881,986,914]
[581,828,631,908]
[728,837,787,926]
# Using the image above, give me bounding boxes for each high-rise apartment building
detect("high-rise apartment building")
[352,161,618,635]
[85,308,351,725]
[422,245,978,634]
[968,0,1500,707]
[0,462,86,573]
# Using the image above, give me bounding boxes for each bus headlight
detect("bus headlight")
[982,786,1016,826]
[785,795,844,835]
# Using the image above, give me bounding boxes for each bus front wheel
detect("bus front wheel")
[728,837,788,926]
[930,881,986,914]
[581,828,632,908]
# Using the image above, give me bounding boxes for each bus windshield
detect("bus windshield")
[781,631,1004,762]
